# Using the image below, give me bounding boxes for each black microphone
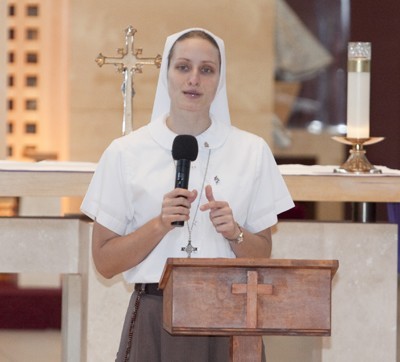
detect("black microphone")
[171,135,199,226]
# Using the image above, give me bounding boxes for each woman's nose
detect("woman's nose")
[187,70,200,86]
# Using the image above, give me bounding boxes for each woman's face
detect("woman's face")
[167,37,220,115]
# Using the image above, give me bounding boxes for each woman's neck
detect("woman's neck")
[166,110,211,136]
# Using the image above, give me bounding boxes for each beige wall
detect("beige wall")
[68,0,276,161]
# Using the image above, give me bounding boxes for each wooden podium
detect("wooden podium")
[159,258,338,362]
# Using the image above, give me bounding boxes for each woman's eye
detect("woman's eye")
[201,67,214,74]
[176,64,189,72]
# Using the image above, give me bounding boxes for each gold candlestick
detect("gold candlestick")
[332,136,384,174]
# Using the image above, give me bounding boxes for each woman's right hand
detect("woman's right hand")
[160,188,198,230]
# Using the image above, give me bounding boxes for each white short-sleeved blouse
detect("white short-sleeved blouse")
[81,115,294,283]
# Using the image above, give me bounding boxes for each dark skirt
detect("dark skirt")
[115,290,233,362]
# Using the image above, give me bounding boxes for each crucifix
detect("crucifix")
[95,26,162,135]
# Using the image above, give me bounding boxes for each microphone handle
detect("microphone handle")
[172,159,190,227]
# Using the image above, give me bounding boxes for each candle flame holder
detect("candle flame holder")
[332,136,384,174]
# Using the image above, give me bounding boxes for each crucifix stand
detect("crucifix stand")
[95,26,161,135]
[159,257,338,362]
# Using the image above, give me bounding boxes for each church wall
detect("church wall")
[68,0,275,162]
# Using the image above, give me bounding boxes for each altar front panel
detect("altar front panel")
[265,221,397,362]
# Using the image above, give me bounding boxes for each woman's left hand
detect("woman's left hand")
[200,185,240,240]
[200,185,272,258]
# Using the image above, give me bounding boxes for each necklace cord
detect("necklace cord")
[187,148,211,240]
[178,146,211,257]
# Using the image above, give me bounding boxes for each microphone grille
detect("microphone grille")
[172,135,199,161]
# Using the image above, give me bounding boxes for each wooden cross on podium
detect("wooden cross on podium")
[95,26,162,135]
[232,270,273,328]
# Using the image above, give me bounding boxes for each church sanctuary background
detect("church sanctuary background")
[1,0,400,218]
[1,0,400,361]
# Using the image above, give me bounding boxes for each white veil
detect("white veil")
[150,28,231,125]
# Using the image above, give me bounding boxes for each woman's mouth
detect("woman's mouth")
[183,90,201,97]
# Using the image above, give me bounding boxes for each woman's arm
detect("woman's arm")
[225,225,272,258]
[92,188,198,279]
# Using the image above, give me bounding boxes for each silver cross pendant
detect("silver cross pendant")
[181,240,198,258]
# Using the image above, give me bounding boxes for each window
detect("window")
[8,99,14,111]
[26,76,38,87]
[26,5,39,16]
[8,75,15,87]
[8,52,15,63]
[25,99,37,110]
[26,28,39,40]
[8,28,15,40]
[7,146,13,158]
[25,123,37,134]
[26,53,38,64]
[8,5,16,16]
[8,122,14,134]
[23,146,37,158]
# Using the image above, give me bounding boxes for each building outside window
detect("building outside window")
[8,52,15,63]
[25,99,37,110]
[8,4,16,16]
[8,75,14,87]
[25,122,37,134]
[26,5,39,16]
[26,75,38,87]
[26,28,39,40]
[23,145,37,157]
[8,28,15,40]
[26,52,38,63]
[8,99,14,111]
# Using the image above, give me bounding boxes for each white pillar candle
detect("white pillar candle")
[346,42,371,139]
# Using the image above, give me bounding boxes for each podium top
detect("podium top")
[159,258,338,289]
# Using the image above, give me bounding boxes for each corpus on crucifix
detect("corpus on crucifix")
[95,26,162,135]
